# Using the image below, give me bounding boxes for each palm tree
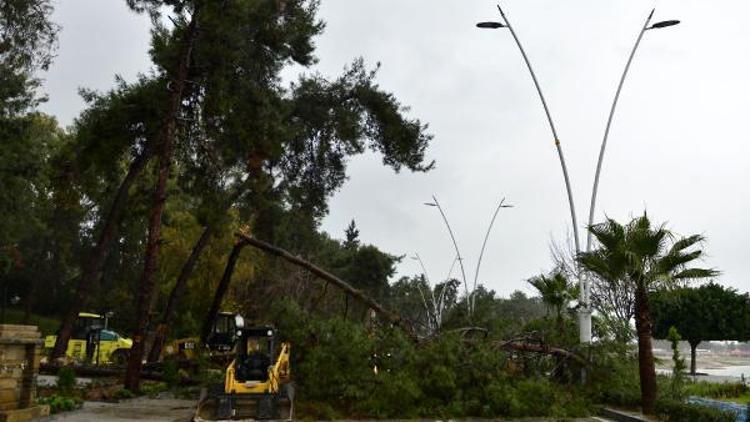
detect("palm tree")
[527,270,577,329]
[577,213,717,414]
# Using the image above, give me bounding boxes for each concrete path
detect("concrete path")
[33,395,610,422]
[36,397,195,422]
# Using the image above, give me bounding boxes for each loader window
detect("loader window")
[246,337,271,355]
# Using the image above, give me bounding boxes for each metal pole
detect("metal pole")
[430,196,470,315]
[581,11,655,341]
[472,198,512,312]
[497,5,581,255]
[497,4,587,341]
[586,9,655,253]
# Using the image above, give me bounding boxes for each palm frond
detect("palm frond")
[673,268,719,280]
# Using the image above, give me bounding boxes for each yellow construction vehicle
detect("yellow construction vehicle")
[162,312,242,361]
[44,312,133,364]
[194,322,293,421]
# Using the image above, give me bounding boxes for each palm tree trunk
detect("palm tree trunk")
[200,241,246,344]
[147,225,213,362]
[52,146,152,360]
[124,13,199,392]
[634,283,657,415]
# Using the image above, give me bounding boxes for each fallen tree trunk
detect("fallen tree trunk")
[236,232,417,341]
[495,341,588,366]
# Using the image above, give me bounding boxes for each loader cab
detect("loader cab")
[234,327,276,383]
[206,312,242,352]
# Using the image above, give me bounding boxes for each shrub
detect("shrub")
[113,388,135,400]
[38,395,82,414]
[55,366,77,395]
[140,382,168,398]
[656,399,735,422]
[162,359,180,387]
[585,342,641,407]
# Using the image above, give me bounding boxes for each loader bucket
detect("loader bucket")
[194,386,294,421]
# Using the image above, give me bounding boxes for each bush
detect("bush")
[140,382,168,397]
[55,366,77,395]
[113,388,135,400]
[585,342,641,407]
[162,359,180,387]
[656,399,735,422]
[38,395,82,414]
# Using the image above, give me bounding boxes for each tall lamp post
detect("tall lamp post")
[477,5,585,340]
[582,11,679,330]
[586,11,680,252]
[425,197,512,316]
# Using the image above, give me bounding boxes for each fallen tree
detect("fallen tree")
[236,232,417,341]
[494,341,588,366]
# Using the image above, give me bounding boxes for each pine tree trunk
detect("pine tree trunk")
[690,341,699,376]
[200,241,246,344]
[147,181,250,362]
[634,283,657,415]
[51,146,152,360]
[147,225,213,362]
[123,14,198,392]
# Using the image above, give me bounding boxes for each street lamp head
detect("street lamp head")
[648,20,680,30]
[424,202,438,207]
[476,21,507,29]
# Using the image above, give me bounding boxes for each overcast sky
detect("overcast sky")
[40,0,750,297]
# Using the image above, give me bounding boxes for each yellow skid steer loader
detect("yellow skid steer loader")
[194,324,293,421]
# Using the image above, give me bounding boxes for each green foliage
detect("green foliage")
[683,381,750,399]
[139,382,169,398]
[161,360,180,387]
[55,366,77,394]
[580,214,717,293]
[652,283,750,373]
[528,270,577,319]
[667,326,686,400]
[0,0,58,115]
[37,394,82,414]
[3,308,59,335]
[585,342,641,407]
[269,298,592,419]
[113,388,136,400]
[655,399,735,422]
[579,213,717,411]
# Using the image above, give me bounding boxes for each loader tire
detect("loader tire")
[111,349,130,365]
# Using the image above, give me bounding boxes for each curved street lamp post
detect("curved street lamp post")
[425,197,512,316]
[587,11,680,252]
[478,5,679,344]
[477,4,585,340]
